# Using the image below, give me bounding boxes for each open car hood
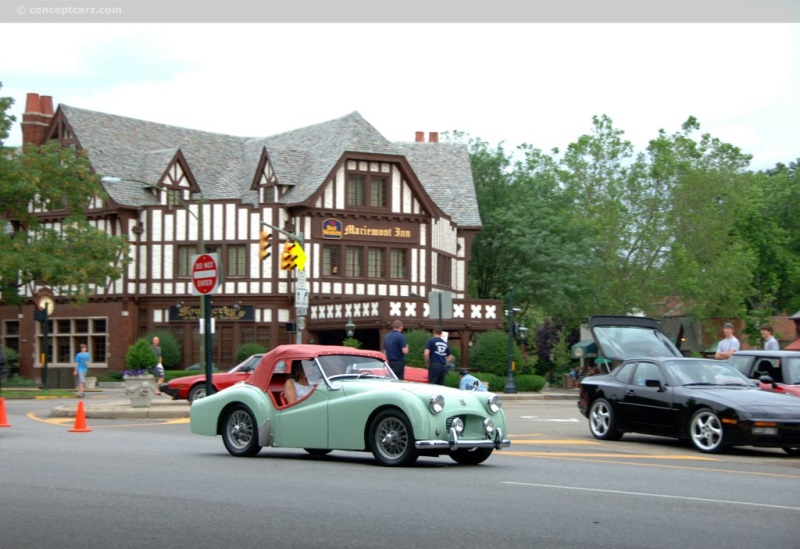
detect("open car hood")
[589,315,682,361]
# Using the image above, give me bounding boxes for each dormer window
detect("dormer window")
[346,172,388,208]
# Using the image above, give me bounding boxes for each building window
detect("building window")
[368,247,384,278]
[346,172,389,208]
[3,320,20,357]
[347,174,365,206]
[39,317,108,366]
[437,254,452,287]
[390,249,407,279]
[227,244,247,277]
[178,245,194,277]
[346,247,362,277]
[323,245,341,276]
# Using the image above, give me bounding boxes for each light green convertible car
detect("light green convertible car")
[190,344,510,466]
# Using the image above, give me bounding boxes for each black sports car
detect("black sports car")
[578,316,800,455]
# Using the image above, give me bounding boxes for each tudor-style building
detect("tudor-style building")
[2,92,503,382]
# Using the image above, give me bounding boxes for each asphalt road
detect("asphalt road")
[1,396,798,549]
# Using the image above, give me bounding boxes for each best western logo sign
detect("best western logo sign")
[322,218,343,239]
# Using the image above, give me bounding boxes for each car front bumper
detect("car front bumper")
[415,428,510,451]
[160,383,179,398]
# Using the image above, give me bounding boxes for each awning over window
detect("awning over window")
[571,340,597,359]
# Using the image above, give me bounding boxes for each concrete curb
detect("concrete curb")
[49,390,579,419]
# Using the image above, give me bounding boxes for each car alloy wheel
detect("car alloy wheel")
[222,404,261,457]
[588,398,622,441]
[368,409,418,467]
[188,385,207,403]
[689,408,725,453]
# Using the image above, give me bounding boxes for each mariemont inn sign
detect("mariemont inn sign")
[1,92,503,380]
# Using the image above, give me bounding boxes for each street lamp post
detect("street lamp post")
[101,177,211,394]
[504,287,518,394]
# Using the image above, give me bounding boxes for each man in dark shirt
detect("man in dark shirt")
[384,320,409,380]
[424,325,453,385]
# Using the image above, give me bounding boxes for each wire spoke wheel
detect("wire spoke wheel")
[222,405,261,457]
[368,410,417,466]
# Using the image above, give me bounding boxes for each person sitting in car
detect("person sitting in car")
[284,363,313,404]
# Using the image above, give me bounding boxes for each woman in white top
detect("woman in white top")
[284,364,312,404]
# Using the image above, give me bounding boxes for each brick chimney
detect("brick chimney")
[415,131,424,142]
[21,92,55,150]
[428,132,439,143]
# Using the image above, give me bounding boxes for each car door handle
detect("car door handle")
[625,389,636,395]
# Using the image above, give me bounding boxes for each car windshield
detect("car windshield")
[665,360,752,387]
[725,355,753,376]
[592,325,682,360]
[785,357,800,385]
[316,355,397,380]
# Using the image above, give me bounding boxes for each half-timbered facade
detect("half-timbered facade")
[3,93,503,381]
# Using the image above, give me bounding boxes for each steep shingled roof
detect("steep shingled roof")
[59,106,480,227]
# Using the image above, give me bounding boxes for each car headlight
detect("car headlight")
[483,418,495,435]
[451,417,464,434]
[429,394,445,414]
[487,395,502,414]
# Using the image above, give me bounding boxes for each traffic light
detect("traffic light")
[259,230,271,261]
[280,242,297,270]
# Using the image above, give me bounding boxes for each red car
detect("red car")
[161,354,263,402]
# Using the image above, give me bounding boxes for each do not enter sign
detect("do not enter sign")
[192,253,220,295]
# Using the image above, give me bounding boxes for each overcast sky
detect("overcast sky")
[1,23,797,170]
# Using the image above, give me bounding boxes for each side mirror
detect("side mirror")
[645,379,664,391]
[759,375,778,389]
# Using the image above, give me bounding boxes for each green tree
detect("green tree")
[0,85,130,304]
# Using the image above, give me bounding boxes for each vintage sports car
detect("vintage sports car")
[578,316,800,455]
[161,354,263,402]
[190,344,510,466]
[726,350,800,398]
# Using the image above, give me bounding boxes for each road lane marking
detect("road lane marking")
[519,417,580,422]
[26,412,189,427]
[502,481,800,511]
[510,439,601,445]
[503,450,715,460]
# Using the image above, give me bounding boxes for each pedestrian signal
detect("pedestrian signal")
[259,230,271,261]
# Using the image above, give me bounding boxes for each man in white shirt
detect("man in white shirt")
[714,322,741,360]
[760,323,780,350]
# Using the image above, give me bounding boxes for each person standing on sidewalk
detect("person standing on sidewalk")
[760,323,780,350]
[73,343,91,398]
[384,320,409,380]
[714,322,741,360]
[424,326,453,385]
[152,336,165,394]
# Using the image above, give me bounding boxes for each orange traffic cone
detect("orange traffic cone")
[69,400,92,433]
[0,397,10,428]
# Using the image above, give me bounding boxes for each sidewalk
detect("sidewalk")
[49,388,579,420]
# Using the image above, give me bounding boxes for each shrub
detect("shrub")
[469,330,522,376]
[236,342,267,363]
[343,337,362,349]
[144,330,182,369]
[125,338,157,374]
[403,329,430,368]
[2,346,19,377]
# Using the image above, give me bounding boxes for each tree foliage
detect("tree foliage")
[0,84,130,304]
[457,114,797,335]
